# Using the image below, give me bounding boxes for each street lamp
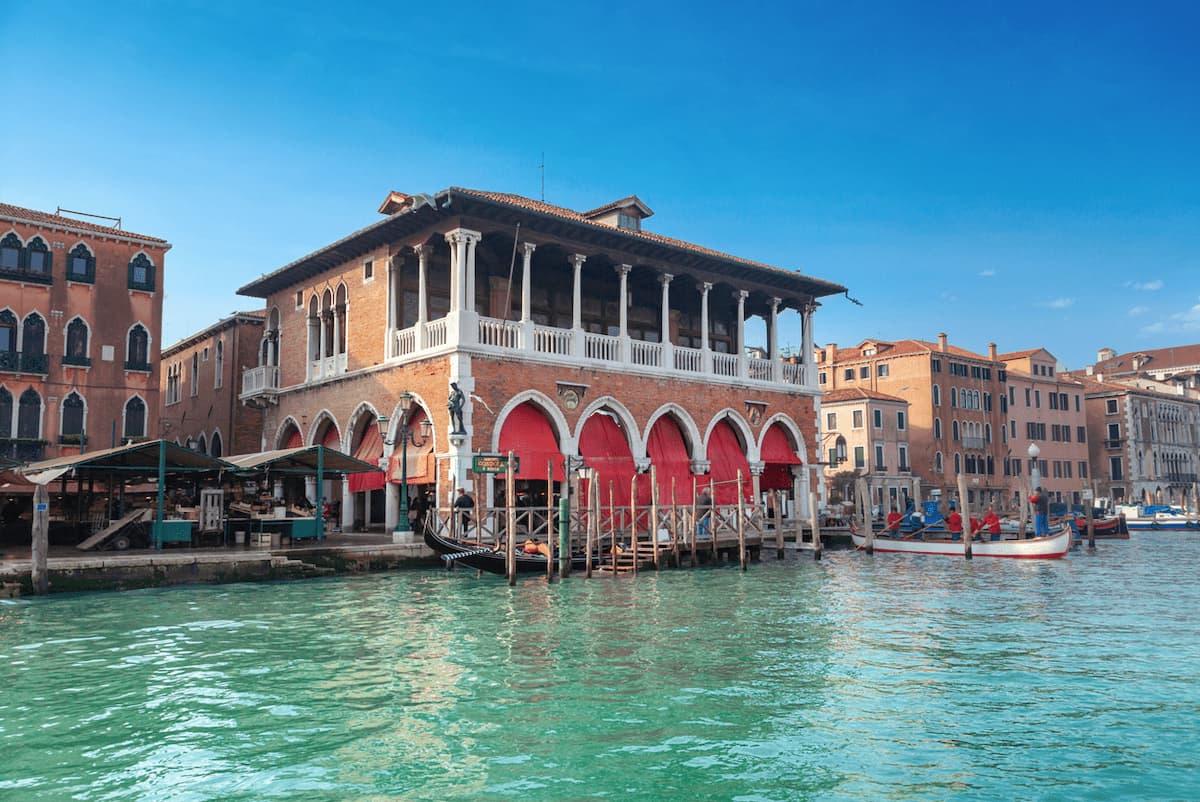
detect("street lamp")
[378,392,431,540]
[1027,441,1041,492]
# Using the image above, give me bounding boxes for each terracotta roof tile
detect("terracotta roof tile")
[822,387,907,404]
[0,201,167,245]
[995,348,1044,361]
[1093,344,1200,375]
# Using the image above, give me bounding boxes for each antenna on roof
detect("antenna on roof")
[538,151,545,201]
[56,207,122,229]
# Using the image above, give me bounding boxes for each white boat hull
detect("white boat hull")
[850,525,1071,559]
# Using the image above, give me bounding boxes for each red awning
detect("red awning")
[349,425,385,493]
[646,416,694,504]
[285,429,303,449]
[387,409,434,484]
[498,403,564,482]
[321,426,341,449]
[760,424,802,490]
[579,413,638,507]
[706,420,751,504]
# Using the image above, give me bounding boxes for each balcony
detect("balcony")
[124,359,152,373]
[385,315,813,390]
[0,438,46,463]
[240,364,281,407]
[0,351,48,375]
[1165,472,1198,485]
[62,354,92,368]
[58,433,88,447]
[962,436,986,450]
[1104,439,1124,449]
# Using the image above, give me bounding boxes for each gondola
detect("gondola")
[424,527,594,574]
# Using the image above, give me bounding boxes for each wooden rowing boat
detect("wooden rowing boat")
[423,527,592,574]
[849,522,1072,559]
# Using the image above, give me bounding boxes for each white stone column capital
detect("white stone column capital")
[748,461,766,476]
[614,263,632,277]
[769,296,782,312]
[658,272,674,287]
[412,242,430,257]
[444,227,483,246]
[520,241,537,257]
[634,458,652,473]
[570,253,588,269]
[698,281,713,293]
[690,459,711,475]
[734,289,750,303]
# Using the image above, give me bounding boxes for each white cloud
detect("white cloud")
[978,269,995,277]
[1125,279,1164,291]
[1128,305,1150,316]
[1140,300,1200,336]
[1038,297,1075,309]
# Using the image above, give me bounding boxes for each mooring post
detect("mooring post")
[1086,491,1095,550]
[630,474,639,575]
[609,482,618,579]
[547,459,555,581]
[650,465,660,571]
[774,490,784,560]
[31,483,49,594]
[737,470,747,571]
[957,473,972,560]
[506,455,516,586]
[670,478,680,568]
[809,490,821,560]
[690,476,699,568]
[709,477,718,561]
[584,478,594,578]
[559,496,570,578]
[856,477,873,555]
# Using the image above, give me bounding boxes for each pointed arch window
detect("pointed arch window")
[126,325,151,372]
[21,313,47,374]
[17,388,41,439]
[210,430,223,458]
[0,310,16,371]
[68,244,96,283]
[196,433,207,455]
[0,233,22,274]
[0,387,11,438]
[214,339,224,389]
[65,318,91,366]
[123,396,146,439]
[335,284,348,355]
[128,253,155,292]
[25,237,51,280]
[190,352,199,396]
[61,392,86,445]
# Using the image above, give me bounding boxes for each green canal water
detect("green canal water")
[2,538,1198,801]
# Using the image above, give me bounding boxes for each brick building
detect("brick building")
[1,203,169,462]
[159,311,264,457]
[996,348,1091,506]
[816,334,1008,507]
[237,187,844,534]
[819,387,914,514]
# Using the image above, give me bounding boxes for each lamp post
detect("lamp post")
[1028,441,1041,494]
[378,392,431,542]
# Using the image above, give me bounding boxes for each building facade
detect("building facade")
[1091,344,1200,391]
[1,203,169,462]
[819,387,914,514]
[237,187,844,533]
[997,349,1091,506]
[816,334,1008,507]
[159,312,264,457]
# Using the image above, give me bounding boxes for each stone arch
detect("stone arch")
[492,390,572,454]
[702,408,758,462]
[642,402,703,462]
[347,400,381,452]
[757,412,807,462]
[209,428,224,458]
[384,393,436,449]
[573,395,642,460]
[307,408,340,447]
[275,415,303,449]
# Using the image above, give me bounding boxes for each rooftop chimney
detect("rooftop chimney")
[937,332,947,352]
[1098,347,1116,363]
[988,342,997,361]
[824,343,837,363]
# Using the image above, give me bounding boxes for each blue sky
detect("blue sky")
[2,1,1197,368]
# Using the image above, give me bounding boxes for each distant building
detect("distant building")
[997,348,1091,506]
[819,387,914,513]
[816,333,1007,507]
[1091,344,1200,391]
[159,312,265,457]
[1,202,169,462]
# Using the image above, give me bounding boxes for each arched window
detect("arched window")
[68,244,95,283]
[214,339,224,388]
[307,296,320,366]
[17,388,41,439]
[25,237,51,280]
[952,420,960,441]
[835,435,847,464]
[61,392,85,443]
[267,307,280,367]
[950,388,958,408]
[0,310,16,370]
[335,284,348,355]
[0,387,11,438]
[953,452,961,474]
[210,430,223,458]
[128,253,155,291]
[932,384,941,406]
[321,288,334,358]
[0,233,22,273]
[123,396,146,439]
[65,318,90,366]
[20,313,46,374]
[196,433,207,455]
[934,451,943,473]
[191,352,199,396]
[934,418,942,439]
[126,324,150,371]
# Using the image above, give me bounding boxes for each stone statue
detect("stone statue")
[448,381,466,434]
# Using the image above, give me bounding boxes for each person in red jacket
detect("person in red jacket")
[968,516,982,540]
[981,504,1002,541]
[945,504,963,538]
[885,505,903,536]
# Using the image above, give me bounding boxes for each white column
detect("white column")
[341,477,354,532]
[384,440,399,531]
[570,254,587,356]
[659,273,674,369]
[520,242,536,323]
[305,476,317,505]
[445,232,460,313]
[616,264,632,363]
[465,234,479,313]
[801,302,816,387]
[699,281,712,373]
[735,290,748,378]
[414,244,429,349]
[332,306,341,360]
[769,296,781,382]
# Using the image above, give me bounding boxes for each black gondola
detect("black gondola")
[423,527,594,575]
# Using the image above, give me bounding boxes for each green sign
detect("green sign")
[473,454,520,474]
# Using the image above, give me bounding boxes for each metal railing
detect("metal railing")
[241,364,280,396]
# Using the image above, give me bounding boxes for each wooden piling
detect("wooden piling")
[690,476,698,568]
[774,490,784,559]
[506,455,516,585]
[809,490,822,560]
[856,477,874,555]
[585,473,595,578]
[650,466,660,571]
[546,459,555,581]
[31,483,49,595]
[670,478,680,567]
[609,482,618,579]
[709,477,718,561]
[737,470,747,571]
[1085,490,1095,550]
[630,474,639,575]
[957,473,972,560]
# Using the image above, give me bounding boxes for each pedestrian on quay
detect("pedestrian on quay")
[453,487,474,535]
[1031,487,1050,536]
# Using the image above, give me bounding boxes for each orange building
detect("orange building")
[159,312,265,457]
[236,187,845,536]
[1,203,169,462]
[816,334,1008,508]
[996,348,1090,506]
[819,387,914,514]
